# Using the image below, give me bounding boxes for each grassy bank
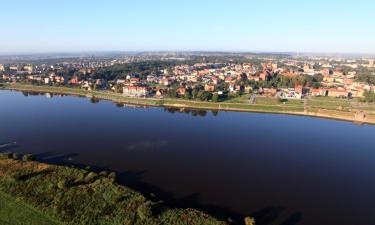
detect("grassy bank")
[0,190,60,225]
[2,83,375,124]
[0,154,229,225]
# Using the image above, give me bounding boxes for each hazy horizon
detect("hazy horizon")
[1,51,374,58]
[1,0,375,54]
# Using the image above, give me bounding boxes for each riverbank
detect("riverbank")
[0,154,231,225]
[2,83,375,124]
[0,190,60,225]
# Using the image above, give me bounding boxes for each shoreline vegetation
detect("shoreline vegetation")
[0,153,244,225]
[2,83,375,124]
[0,190,60,225]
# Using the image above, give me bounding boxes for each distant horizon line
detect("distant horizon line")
[0,50,375,57]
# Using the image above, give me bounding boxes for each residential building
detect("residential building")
[123,85,151,97]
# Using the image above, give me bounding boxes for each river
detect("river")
[1,90,375,225]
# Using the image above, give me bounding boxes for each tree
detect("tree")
[192,88,199,99]
[167,88,178,98]
[212,93,219,102]
[218,82,229,91]
[114,85,123,93]
[356,73,375,85]
[183,91,192,100]
[312,82,321,89]
[364,90,375,102]
[197,90,212,101]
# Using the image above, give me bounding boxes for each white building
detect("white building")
[369,59,374,68]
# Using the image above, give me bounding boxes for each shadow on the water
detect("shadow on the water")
[251,206,285,225]
[31,151,302,225]
[32,152,80,164]
[279,212,302,225]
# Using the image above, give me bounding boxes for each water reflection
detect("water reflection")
[20,91,65,98]
[164,107,218,117]
[90,96,100,104]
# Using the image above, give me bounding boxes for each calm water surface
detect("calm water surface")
[1,90,375,225]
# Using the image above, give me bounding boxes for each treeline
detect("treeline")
[364,90,375,102]
[242,74,323,89]
[53,60,188,81]
[356,73,375,85]
[166,84,219,102]
[91,61,175,80]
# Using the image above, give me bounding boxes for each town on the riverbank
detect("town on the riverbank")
[1,53,375,103]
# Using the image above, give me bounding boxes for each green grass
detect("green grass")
[308,96,351,111]
[0,191,60,225]
[0,156,228,225]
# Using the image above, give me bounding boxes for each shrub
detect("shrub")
[137,201,153,221]
[99,171,108,176]
[281,98,288,103]
[83,172,97,183]
[74,173,85,184]
[244,217,256,225]
[0,152,12,159]
[11,153,19,160]
[22,154,35,161]
[108,172,116,181]
[57,180,67,190]
[9,172,23,182]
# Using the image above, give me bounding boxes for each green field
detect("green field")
[0,191,60,225]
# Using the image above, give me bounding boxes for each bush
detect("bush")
[22,154,35,162]
[9,172,23,182]
[108,172,116,181]
[99,171,108,176]
[364,90,375,102]
[57,180,67,190]
[212,93,219,102]
[83,172,97,183]
[74,173,85,184]
[244,217,256,225]
[11,153,19,160]
[0,152,12,159]
[137,201,153,221]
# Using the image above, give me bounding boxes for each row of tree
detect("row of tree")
[364,90,375,102]
[166,85,221,102]
[238,73,323,89]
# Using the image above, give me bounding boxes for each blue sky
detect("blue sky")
[1,0,374,54]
